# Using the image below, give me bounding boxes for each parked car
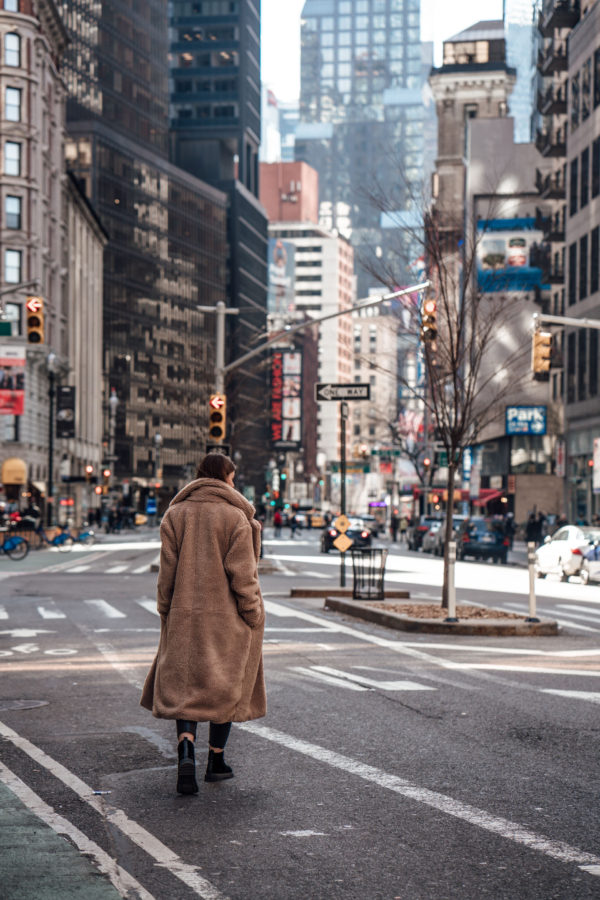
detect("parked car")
[534,525,600,581]
[321,517,372,553]
[432,515,468,556]
[456,517,509,564]
[580,540,600,584]
[407,515,442,551]
[422,521,443,553]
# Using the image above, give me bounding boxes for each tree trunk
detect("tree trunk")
[441,461,457,609]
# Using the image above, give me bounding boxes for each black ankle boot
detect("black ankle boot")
[205,749,234,782]
[177,738,198,795]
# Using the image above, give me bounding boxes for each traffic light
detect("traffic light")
[85,465,94,482]
[102,468,111,495]
[208,393,227,442]
[532,331,552,381]
[420,297,437,344]
[26,296,44,344]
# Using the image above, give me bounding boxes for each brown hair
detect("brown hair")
[196,453,235,483]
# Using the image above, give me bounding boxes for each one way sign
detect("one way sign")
[314,383,371,402]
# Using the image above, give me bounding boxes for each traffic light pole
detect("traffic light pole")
[533,312,600,330]
[197,301,240,394]
[340,401,348,587]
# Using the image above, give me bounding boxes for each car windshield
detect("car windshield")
[467,520,499,536]
[348,518,365,529]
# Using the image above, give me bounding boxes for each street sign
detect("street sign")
[315,383,371,402]
[334,514,350,533]
[333,533,353,553]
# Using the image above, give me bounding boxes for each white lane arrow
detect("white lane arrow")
[12,643,40,654]
[0,629,55,638]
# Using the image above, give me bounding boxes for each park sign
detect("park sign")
[315,383,371,402]
[505,405,547,436]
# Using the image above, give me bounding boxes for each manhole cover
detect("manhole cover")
[0,700,49,711]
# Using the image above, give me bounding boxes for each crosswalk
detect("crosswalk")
[55,560,154,576]
[499,600,600,633]
[0,597,158,624]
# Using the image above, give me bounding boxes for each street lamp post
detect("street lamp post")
[46,352,56,526]
[108,388,118,463]
[153,432,163,484]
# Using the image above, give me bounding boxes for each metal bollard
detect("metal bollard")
[526,541,540,622]
[444,541,458,622]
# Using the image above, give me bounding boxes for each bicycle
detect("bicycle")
[0,528,29,560]
[29,524,74,552]
[72,527,96,546]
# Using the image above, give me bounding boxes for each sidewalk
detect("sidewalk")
[0,778,123,900]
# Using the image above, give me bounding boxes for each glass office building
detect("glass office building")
[59,2,229,491]
[297,0,425,297]
[504,0,536,142]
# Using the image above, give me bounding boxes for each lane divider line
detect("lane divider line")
[239,722,600,876]
[0,759,155,899]
[0,719,229,900]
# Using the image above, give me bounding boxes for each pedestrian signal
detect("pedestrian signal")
[420,297,437,344]
[209,393,227,442]
[532,331,552,381]
[26,296,44,344]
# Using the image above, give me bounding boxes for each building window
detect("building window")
[581,147,590,208]
[578,329,587,402]
[593,137,600,198]
[5,86,21,121]
[4,33,20,67]
[580,234,588,300]
[568,242,577,305]
[571,71,580,131]
[5,195,20,229]
[582,57,591,120]
[4,141,20,175]
[567,332,576,403]
[595,47,600,108]
[4,248,21,282]
[569,158,578,216]
[591,227,599,295]
[4,0,19,10]
[590,330,598,397]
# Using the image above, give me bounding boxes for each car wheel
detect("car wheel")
[559,568,569,582]
[535,564,545,579]
[580,563,590,585]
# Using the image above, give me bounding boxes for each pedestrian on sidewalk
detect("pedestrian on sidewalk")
[390,510,400,542]
[140,452,266,795]
[273,508,282,537]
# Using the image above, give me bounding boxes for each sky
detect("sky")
[261,0,505,102]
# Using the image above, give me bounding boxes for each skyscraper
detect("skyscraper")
[59,1,229,494]
[504,0,536,142]
[170,0,269,493]
[297,0,425,298]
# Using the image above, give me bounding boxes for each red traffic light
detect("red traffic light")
[26,296,43,313]
[85,465,94,475]
[209,394,225,410]
[423,298,436,316]
[103,468,111,479]
[423,457,431,468]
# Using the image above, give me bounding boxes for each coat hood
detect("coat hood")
[169,477,256,521]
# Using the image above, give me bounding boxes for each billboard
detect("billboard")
[56,386,76,439]
[477,218,550,292]
[267,238,295,317]
[506,405,547,436]
[271,350,302,449]
[0,345,25,415]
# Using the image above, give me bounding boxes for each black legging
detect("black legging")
[176,719,232,750]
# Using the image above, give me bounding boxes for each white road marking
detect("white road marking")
[299,571,331,579]
[541,689,600,705]
[0,606,7,619]
[105,565,129,574]
[501,603,600,633]
[132,564,151,574]
[37,606,65,620]
[65,565,91,574]
[240,722,600,876]
[558,604,600,619]
[0,760,156,900]
[0,719,229,900]
[311,665,436,692]
[441,664,600,678]
[138,599,159,616]
[84,599,126,619]
[265,626,332,633]
[0,628,55,638]
[279,830,327,837]
[291,666,369,691]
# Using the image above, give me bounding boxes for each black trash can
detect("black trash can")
[350,547,388,600]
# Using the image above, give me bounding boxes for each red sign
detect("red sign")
[271,352,283,444]
[26,296,43,313]
[209,394,225,410]
[0,345,25,415]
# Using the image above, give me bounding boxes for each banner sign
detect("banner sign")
[267,238,296,317]
[271,350,302,449]
[0,345,25,415]
[56,386,76,438]
[477,218,550,292]
[506,405,547,436]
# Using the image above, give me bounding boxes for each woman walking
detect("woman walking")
[140,453,266,795]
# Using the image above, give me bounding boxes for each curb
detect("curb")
[291,587,410,599]
[323,597,559,636]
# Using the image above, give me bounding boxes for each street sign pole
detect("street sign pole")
[340,401,349,587]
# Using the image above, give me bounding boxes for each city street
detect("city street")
[0,528,599,899]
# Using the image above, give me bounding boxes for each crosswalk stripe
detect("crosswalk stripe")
[66,565,91,573]
[84,599,126,619]
[541,689,600,705]
[137,599,159,617]
[106,565,129,574]
[37,606,66,620]
[132,564,151,574]
[558,604,600,619]
[0,606,7,620]
[502,602,600,633]
[291,666,369,691]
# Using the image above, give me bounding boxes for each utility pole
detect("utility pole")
[197,300,240,394]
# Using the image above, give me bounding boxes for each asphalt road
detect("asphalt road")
[0,528,599,899]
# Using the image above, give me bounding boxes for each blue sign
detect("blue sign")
[145,497,157,515]
[477,218,550,293]
[506,406,547,436]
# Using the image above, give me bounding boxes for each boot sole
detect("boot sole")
[204,771,234,782]
[177,762,198,794]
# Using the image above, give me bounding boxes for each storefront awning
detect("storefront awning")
[32,480,46,495]
[473,489,503,507]
[1,457,27,485]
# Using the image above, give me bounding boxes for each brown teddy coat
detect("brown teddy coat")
[140,477,266,723]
